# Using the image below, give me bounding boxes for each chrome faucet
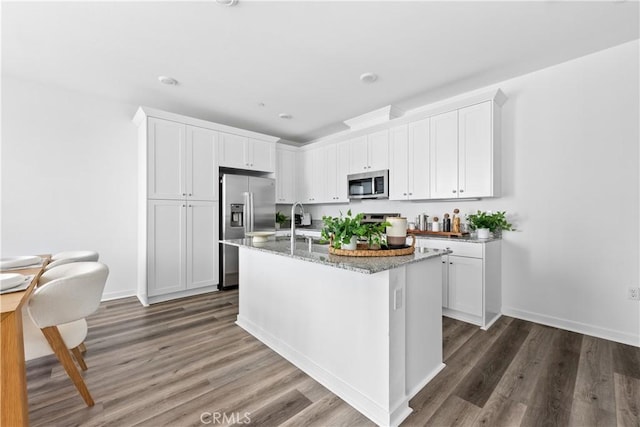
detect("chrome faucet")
[290,202,305,251]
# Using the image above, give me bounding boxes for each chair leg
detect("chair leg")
[71,347,88,371]
[40,326,94,406]
[78,342,87,354]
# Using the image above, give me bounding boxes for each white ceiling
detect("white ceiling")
[2,1,638,143]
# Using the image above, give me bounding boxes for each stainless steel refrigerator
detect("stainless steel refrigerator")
[220,173,276,289]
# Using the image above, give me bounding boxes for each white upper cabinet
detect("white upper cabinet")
[430,110,459,199]
[458,102,495,198]
[298,147,325,203]
[389,125,409,200]
[187,126,218,201]
[348,129,389,173]
[276,145,297,203]
[249,138,276,172]
[389,119,430,200]
[148,118,217,201]
[325,141,350,203]
[408,119,430,200]
[218,132,246,169]
[219,132,275,173]
[148,118,185,200]
[430,101,497,199]
[297,142,348,204]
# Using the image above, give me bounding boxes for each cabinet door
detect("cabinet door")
[186,201,218,289]
[276,147,296,203]
[430,110,459,199]
[147,200,186,296]
[335,141,350,202]
[348,136,368,173]
[458,101,493,198]
[249,139,275,172]
[447,255,483,317]
[219,132,248,169]
[408,119,430,200]
[367,129,390,171]
[310,146,326,203]
[298,150,314,203]
[389,125,409,200]
[186,126,218,201]
[325,144,338,202]
[148,118,185,200]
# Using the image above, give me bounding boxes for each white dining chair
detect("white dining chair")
[22,262,109,406]
[45,250,99,271]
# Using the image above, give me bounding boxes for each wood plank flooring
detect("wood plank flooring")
[25,290,640,426]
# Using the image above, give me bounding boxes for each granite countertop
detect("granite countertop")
[221,237,448,274]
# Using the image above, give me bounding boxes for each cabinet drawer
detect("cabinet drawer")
[414,238,483,258]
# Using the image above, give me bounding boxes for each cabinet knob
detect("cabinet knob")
[363,166,367,170]
[188,193,192,196]
[409,192,413,195]
[182,193,186,196]
[452,190,457,193]
[459,189,464,193]
[450,262,453,265]
[182,204,186,207]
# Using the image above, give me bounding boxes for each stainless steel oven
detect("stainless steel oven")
[347,170,389,199]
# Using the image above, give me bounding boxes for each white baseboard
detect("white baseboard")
[101,289,136,301]
[502,306,640,347]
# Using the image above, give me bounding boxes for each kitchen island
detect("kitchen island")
[222,237,448,426]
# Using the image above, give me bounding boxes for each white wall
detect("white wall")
[301,40,640,346]
[1,76,139,300]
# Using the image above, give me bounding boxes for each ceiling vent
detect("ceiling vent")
[343,105,404,131]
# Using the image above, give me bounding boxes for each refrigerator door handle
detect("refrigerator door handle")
[249,192,255,232]
[243,192,251,234]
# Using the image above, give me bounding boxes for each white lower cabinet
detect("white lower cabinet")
[147,200,219,300]
[446,255,483,317]
[417,238,501,329]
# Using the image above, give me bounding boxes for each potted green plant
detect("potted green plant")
[320,210,368,250]
[466,210,513,239]
[364,221,391,250]
[275,212,289,230]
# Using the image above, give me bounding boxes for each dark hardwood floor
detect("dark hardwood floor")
[26,290,640,426]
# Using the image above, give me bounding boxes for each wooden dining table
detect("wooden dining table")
[1,255,50,427]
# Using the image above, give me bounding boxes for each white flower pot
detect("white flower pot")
[341,236,358,250]
[476,228,491,239]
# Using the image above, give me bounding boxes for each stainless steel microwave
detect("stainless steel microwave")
[347,170,389,199]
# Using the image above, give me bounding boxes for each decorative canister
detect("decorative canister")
[386,217,408,247]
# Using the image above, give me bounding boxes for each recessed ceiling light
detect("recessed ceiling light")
[279,113,292,119]
[158,76,178,85]
[360,72,378,84]
[216,0,238,6]
[258,102,265,107]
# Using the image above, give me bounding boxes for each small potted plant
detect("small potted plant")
[466,210,513,239]
[320,210,368,250]
[364,221,391,250]
[275,212,289,230]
